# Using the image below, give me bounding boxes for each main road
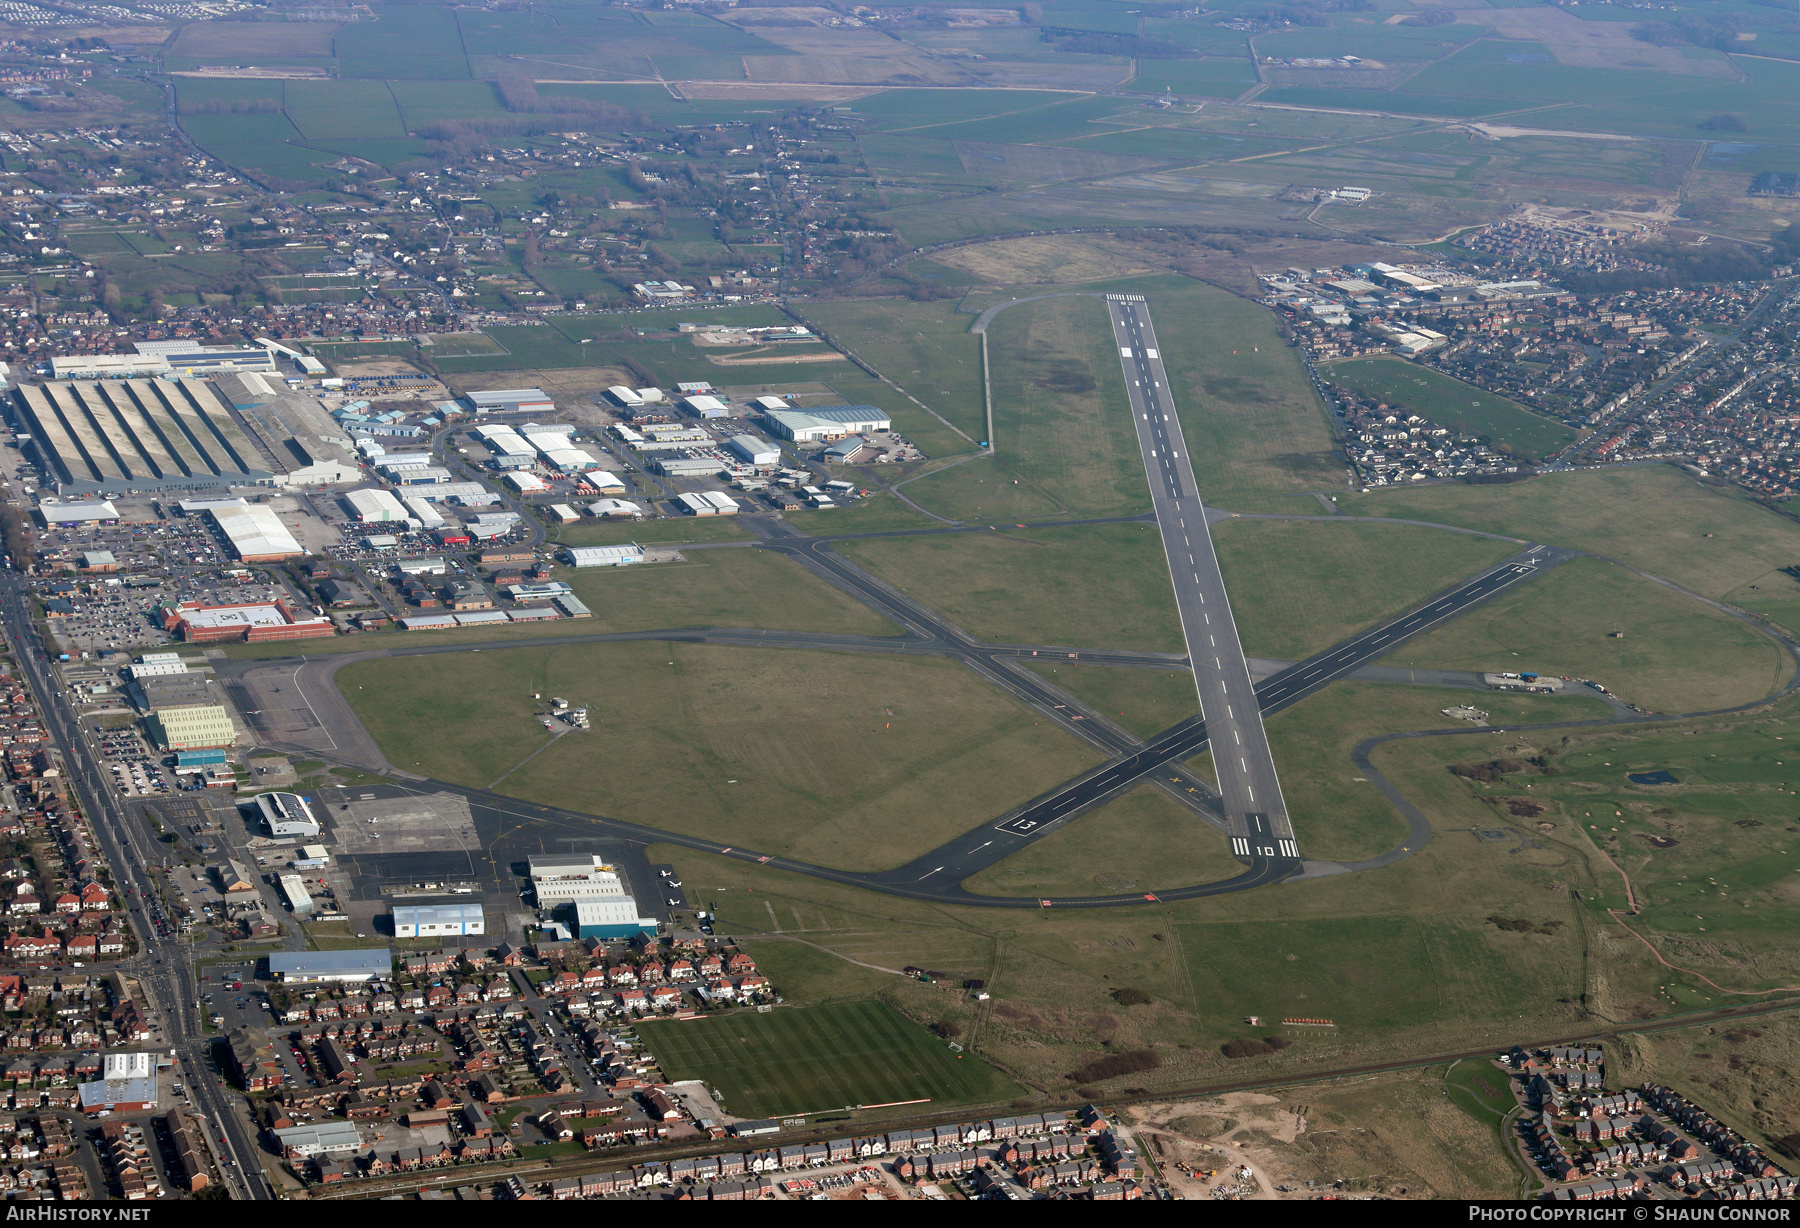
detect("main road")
[0,576,272,1197]
[1107,294,1299,868]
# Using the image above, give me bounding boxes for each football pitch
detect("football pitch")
[637,999,1018,1119]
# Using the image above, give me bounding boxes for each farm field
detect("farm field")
[638,999,1020,1119]
[1321,357,1577,461]
[1125,57,1262,99]
[341,641,1106,871]
[1382,557,1790,714]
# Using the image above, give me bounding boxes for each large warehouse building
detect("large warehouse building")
[14,378,273,496]
[574,897,656,941]
[464,388,554,414]
[528,854,636,905]
[761,404,890,443]
[196,499,304,562]
[13,374,360,496]
[146,704,236,751]
[564,544,642,568]
[343,488,409,522]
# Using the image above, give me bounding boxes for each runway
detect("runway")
[1107,294,1299,866]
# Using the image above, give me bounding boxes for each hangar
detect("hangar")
[392,903,485,938]
[761,404,890,443]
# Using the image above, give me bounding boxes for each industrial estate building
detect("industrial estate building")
[77,1053,159,1115]
[344,487,409,522]
[463,388,554,414]
[254,792,321,839]
[528,855,629,904]
[726,434,780,465]
[14,378,272,495]
[267,949,393,984]
[676,491,740,516]
[271,1121,361,1159]
[38,499,120,527]
[277,873,313,915]
[182,498,304,562]
[391,903,485,938]
[573,897,655,941]
[50,341,276,382]
[760,404,890,443]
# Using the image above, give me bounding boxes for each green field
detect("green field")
[341,641,1104,871]
[839,522,1183,652]
[1262,681,1609,861]
[893,458,1070,522]
[962,785,1241,896]
[559,548,898,637]
[638,999,1019,1118]
[1385,557,1789,713]
[1126,57,1262,99]
[1347,466,1800,600]
[983,294,1150,518]
[1323,357,1577,461]
[800,298,985,446]
[1132,275,1342,512]
[1214,517,1519,660]
[1375,693,1800,1004]
[1026,661,1199,739]
[550,518,752,547]
[782,493,940,536]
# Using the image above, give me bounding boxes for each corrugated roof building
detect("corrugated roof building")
[392,903,485,937]
[761,405,889,442]
[267,949,393,983]
[14,378,279,496]
[146,705,236,751]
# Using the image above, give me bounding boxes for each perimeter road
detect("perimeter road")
[1107,294,1300,867]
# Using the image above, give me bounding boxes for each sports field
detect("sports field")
[637,999,1019,1118]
